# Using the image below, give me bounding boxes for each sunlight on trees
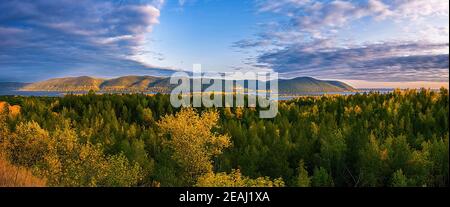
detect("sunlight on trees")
[0,88,448,187]
[196,169,284,187]
[157,107,231,185]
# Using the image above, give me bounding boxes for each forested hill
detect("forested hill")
[278,77,356,93]
[20,76,104,92]
[16,75,356,94]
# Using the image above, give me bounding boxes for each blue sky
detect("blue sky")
[0,0,449,88]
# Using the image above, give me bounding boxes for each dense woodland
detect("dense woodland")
[0,88,448,187]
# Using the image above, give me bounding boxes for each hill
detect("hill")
[16,76,356,94]
[20,76,104,91]
[100,76,165,91]
[279,77,357,93]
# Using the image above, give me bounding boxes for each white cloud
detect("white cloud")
[393,0,449,20]
[257,41,449,81]
[238,0,450,82]
[0,0,173,80]
[256,0,449,39]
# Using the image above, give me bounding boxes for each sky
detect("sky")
[0,0,449,88]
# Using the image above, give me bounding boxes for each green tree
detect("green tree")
[296,160,311,187]
[391,169,408,187]
[312,167,334,187]
[358,134,385,187]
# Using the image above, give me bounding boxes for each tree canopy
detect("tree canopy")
[0,88,448,187]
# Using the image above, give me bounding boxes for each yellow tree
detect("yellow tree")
[5,121,52,168]
[196,169,285,187]
[157,108,231,185]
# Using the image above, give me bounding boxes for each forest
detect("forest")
[0,88,448,187]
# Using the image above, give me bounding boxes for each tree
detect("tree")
[0,108,9,144]
[391,169,408,187]
[103,154,143,187]
[142,108,154,123]
[137,106,153,125]
[61,143,143,187]
[358,134,385,187]
[157,108,231,185]
[319,129,346,185]
[422,136,449,187]
[196,169,284,187]
[312,167,334,187]
[385,135,412,175]
[296,160,311,187]
[4,121,52,168]
[1,88,448,187]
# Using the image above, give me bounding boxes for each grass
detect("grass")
[0,155,46,187]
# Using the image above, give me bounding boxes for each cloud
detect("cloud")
[393,0,449,19]
[233,39,272,49]
[288,0,391,35]
[247,0,449,45]
[0,0,173,81]
[235,0,449,82]
[176,0,197,8]
[257,41,449,81]
[257,0,448,33]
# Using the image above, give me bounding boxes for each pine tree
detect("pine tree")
[296,160,311,187]
[391,169,408,187]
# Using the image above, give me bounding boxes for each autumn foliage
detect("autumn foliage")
[0,89,448,187]
[0,154,46,187]
[0,101,20,116]
[157,108,231,185]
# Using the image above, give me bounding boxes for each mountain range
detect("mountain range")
[1,76,356,94]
